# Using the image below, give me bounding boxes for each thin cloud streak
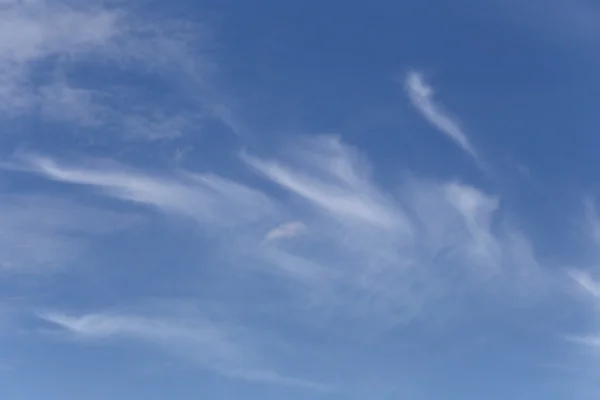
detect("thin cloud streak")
[0,194,136,271]
[444,182,501,266]
[241,137,549,325]
[570,270,600,299]
[241,138,413,234]
[566,335,600,348]
[13,136,551,328]
[0,0,119,115]
[39,311,332,391]
[405,71,478,159]
[0,0,223,141]
[16,155,276,227]
[264,221,307,242]
[584,197,600,247]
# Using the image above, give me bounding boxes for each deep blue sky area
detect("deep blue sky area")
[2,0,600,399]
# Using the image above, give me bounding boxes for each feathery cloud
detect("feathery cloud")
[0,0,119,115]
[264,221,307,242]
[405,71,478,159]
[13,136,550,326]
[570,270,600,299]
[16,155,276,227]
[584,197,600,248]
[39,310,331,391]
[0,194,136,271]
[566,335,600,350]
[242,137,413,234]
[239,137,547,325]
[0,0,219,140]
[444,182,500,266]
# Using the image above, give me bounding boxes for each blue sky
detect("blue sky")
[2,0,600,398]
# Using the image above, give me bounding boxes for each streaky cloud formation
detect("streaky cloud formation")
[584,197,600,247]
[0,194,136,271]
[264,221,307,242]
[3,1,600,398]
[444,182,500,265]
[0,0,217,140]
[570,270,600,299]
[254,139,553,325]
[405,70,478,159]
[16,155,276,228]
[0,0,118,115]
[566,230,600,360]
[241,136,413,233]
[13,136,552,327]
[38,310,331,391]
[567,335,600,348]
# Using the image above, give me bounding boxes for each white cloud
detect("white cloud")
[121,112,201,141]
[239,137,548,325]
[259,246,335,284]
[38,81,105,126]
[563,212,600,372]
[405,179,512,273]
[242,137,413,234]
[0,0,221,140]
[15,136,550,326]
[0,1,118,63]
[16,154,276,228]
[405,71,478,159]
[264,221,307,241]
[444,182,500,266]
[39,310,331,391]
[566,335,600,348]
[0,0,119,115]
[584,197,600,247]
[570,270,600,299]
[0,194,136,271]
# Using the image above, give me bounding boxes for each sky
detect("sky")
[3,0,600,399]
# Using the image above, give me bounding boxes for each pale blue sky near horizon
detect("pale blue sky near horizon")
[2,0,600,399]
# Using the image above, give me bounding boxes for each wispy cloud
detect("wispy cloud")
[264,221,307,242]
[0,194,136,271]
[566,335,600,348]
[570,270,600,299]
[560,208,600,379]
[444,182,500,266]
[0,0,222,140]
[2,2,596,397]
[405,71,478,159]
[584,197,600,247]
[15,154,276,228]
[242,136,413,234]
[0,0,119,115]
[14,136,550,327]
[121,111,202,141]
[38,310,331,391]
[240,137,548,325]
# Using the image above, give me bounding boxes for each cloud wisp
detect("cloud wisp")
[12,135,552,327]
[3,134,563,394]
[3,2,599,398]
[0,194,136,272]
[15,154,276,228]
[563,215,600,369]
[241,137,549,324]
[0,0,118,115]
[264,221,307,242]
[570,270,600,300]
[242,136,413,234]
[405,71,478,160]
[38,310,332,391]
[0,0,223,141]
